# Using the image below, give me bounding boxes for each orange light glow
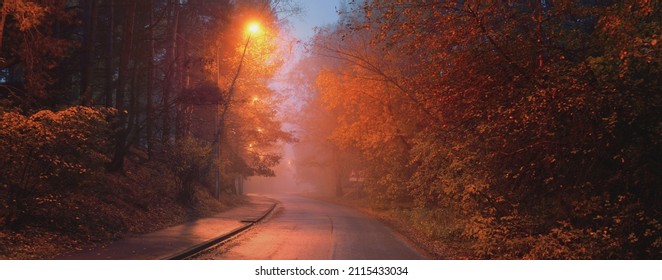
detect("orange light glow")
[248,22,260,34]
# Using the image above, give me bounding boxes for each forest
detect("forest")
[0,0,660,260]
[292,0,660,259]
[0,0,296,259]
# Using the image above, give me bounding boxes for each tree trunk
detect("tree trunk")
[146,0,155,159]
[333,146,344,197]
[0,0,12,53]
[162,0,179,145]
[108,0,137,171]
[175,34,182,141]
[335,173,344,198]
[127,57,140,147]
[534,0,544,72]
[80,0,99,105]
[175,25,191,141]
[104,0,115,107]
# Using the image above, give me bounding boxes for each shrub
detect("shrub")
[0,106,114,227]
[165,137,213,204]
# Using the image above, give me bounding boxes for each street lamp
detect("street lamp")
[214,21,261,199]
[248,22,260,34]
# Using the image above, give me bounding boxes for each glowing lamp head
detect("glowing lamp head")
[248,22,260,34]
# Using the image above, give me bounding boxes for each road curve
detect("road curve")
[194,194,425,260]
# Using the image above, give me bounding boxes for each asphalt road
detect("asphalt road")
[194,195,425,260]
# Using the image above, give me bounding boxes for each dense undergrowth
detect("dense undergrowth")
[0,157,241,260]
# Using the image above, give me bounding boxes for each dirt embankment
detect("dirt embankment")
[0,159,244,260]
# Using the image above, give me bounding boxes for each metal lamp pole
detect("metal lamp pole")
[214,24,257,199]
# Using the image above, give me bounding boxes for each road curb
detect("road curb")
[163,201,278,260]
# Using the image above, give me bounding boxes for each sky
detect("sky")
[244,1,342,193]
[288,0,343,43]
[267,0,342,116]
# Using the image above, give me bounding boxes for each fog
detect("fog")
[244,143,306,194]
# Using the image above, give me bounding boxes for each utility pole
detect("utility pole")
[213,22,259,199]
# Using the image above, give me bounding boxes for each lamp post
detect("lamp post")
[214,22,260,199]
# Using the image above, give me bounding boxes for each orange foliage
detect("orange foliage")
[301,0,661,259]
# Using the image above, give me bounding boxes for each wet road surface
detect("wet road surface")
[194,195,425,260]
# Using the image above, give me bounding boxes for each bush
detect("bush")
[165,137,213,204]
[0,106,114,227]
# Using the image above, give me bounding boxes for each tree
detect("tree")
[300,0,661,258]
[79,0,100,106]
[1,0,297,200]
[107,0,137,171]
[0,0,75,108]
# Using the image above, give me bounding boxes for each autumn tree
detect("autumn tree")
[0,0,297,227]
[0,0,76,108]
[301,0,661,259]
[288,53,344,196]
[211,0,296,194]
